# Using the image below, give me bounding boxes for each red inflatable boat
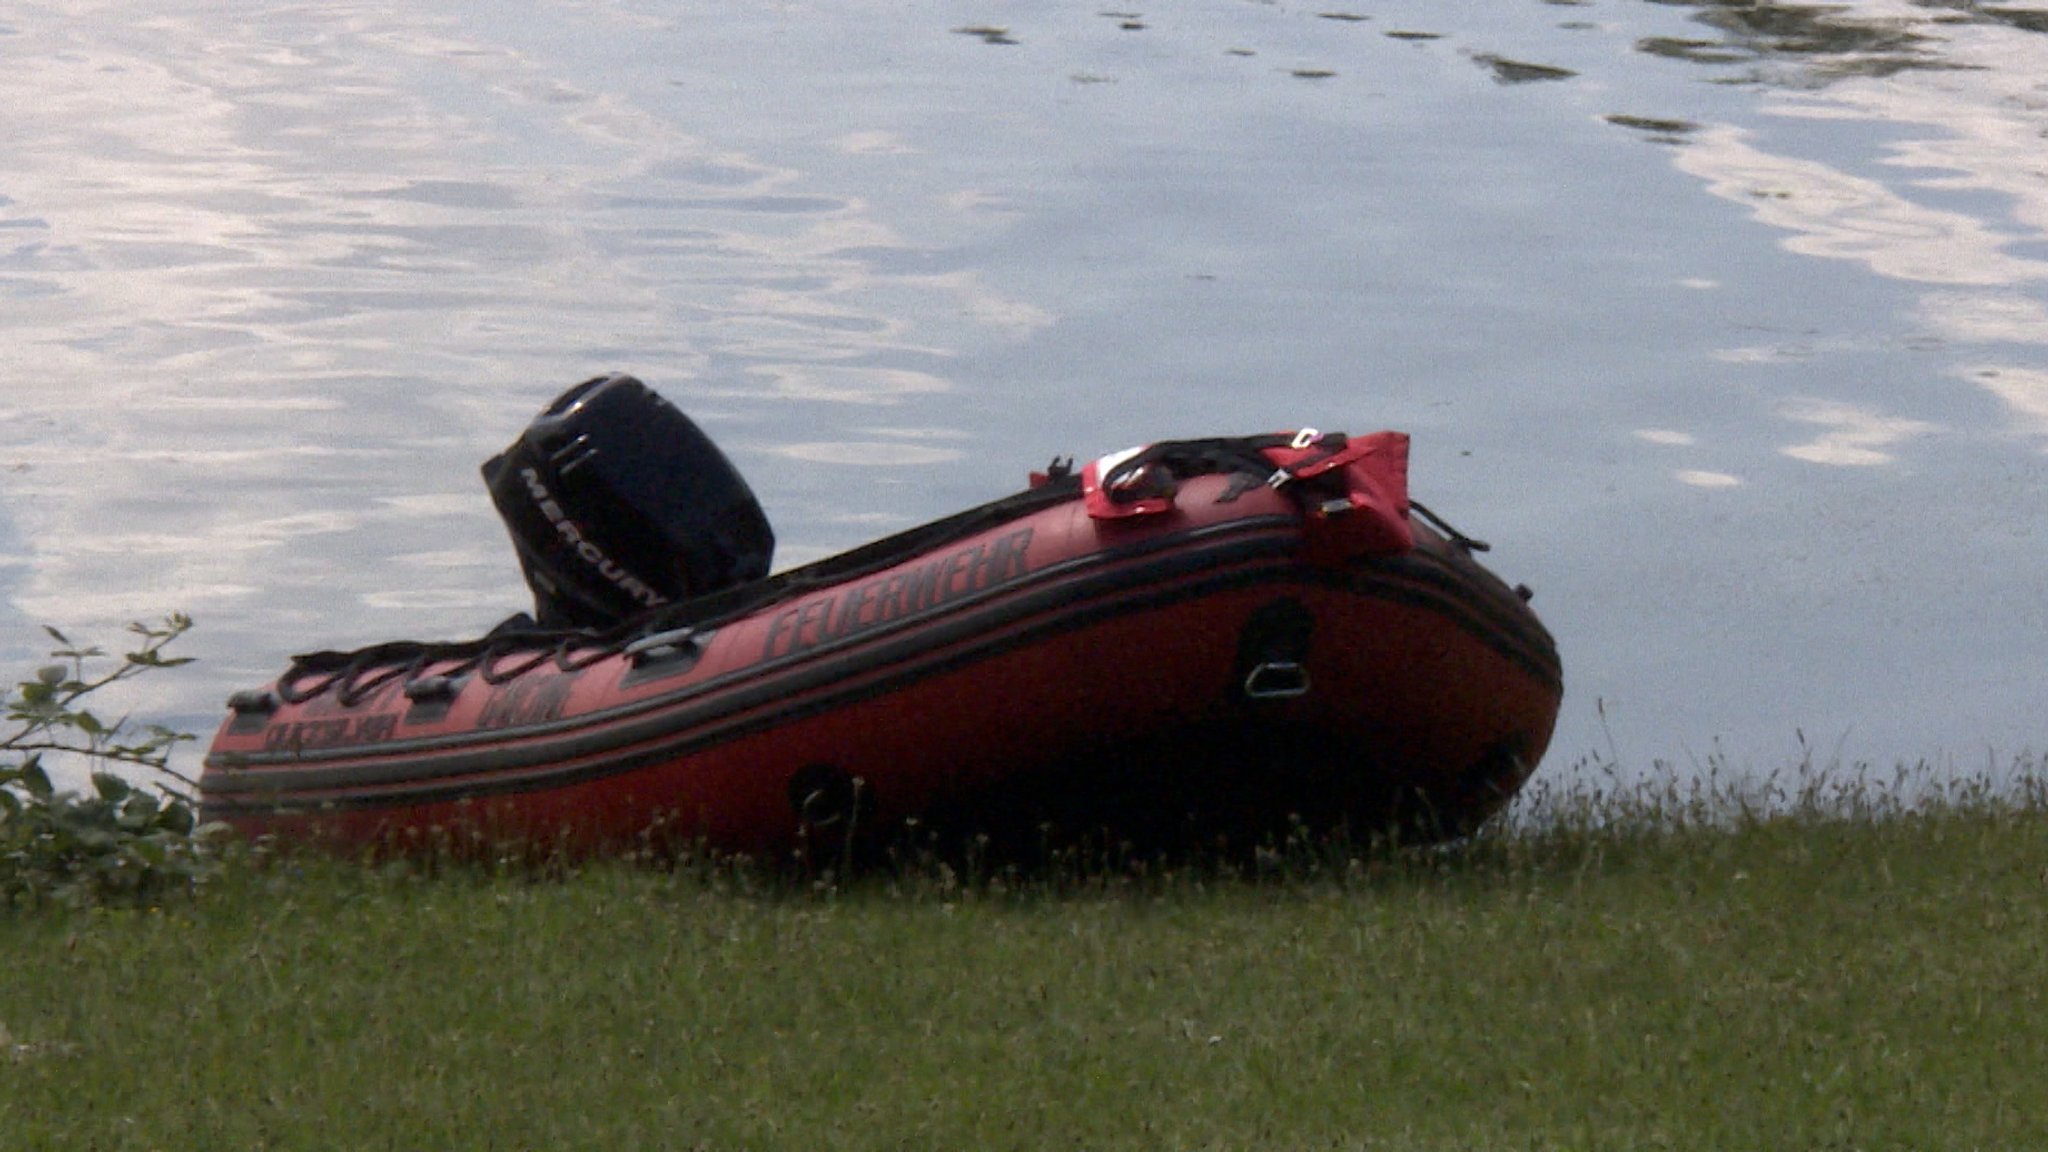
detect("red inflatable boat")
[200,380,1561,859]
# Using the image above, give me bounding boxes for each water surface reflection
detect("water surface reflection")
[3,0,2044,785]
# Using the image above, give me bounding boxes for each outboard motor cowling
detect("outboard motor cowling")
[483,374,775,629]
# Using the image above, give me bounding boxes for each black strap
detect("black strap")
[1096,433,1354,505]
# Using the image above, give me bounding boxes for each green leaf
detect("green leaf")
[118,792,161,830]
[3,614,216,908]
[18,759,52,799]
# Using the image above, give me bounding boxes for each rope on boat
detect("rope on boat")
[260,435,1442,708]
[1409,499,1490,553]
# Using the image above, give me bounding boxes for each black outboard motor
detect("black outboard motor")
[483,374,775,629]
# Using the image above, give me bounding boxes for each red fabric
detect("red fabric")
[1080,446,1176,519]
[1262,431,1412,557]
[1077,431,1413,557]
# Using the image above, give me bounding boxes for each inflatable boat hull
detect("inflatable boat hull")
[201,466,1561,858]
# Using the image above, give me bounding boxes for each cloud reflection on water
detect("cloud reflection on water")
[1966,365,2048,447]
[1674,124,2046,288]
[6,0,2048,778]
[0,1,1053,733]
[767,441,967,467]
[1644,2,2048,467]
[1777,397,1940,465]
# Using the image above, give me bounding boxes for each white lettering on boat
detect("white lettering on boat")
[520,466,669,609]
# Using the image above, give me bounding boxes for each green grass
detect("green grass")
[3,765,2046,1150]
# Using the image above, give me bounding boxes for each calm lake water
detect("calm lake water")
[4,0,2045,787]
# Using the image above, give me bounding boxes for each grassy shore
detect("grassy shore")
[3,764,2045,1150]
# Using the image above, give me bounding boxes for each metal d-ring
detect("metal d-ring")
[1242,660,1311,700]
[624,627,698,666]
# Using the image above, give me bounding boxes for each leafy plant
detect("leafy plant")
[1,613,222,909]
